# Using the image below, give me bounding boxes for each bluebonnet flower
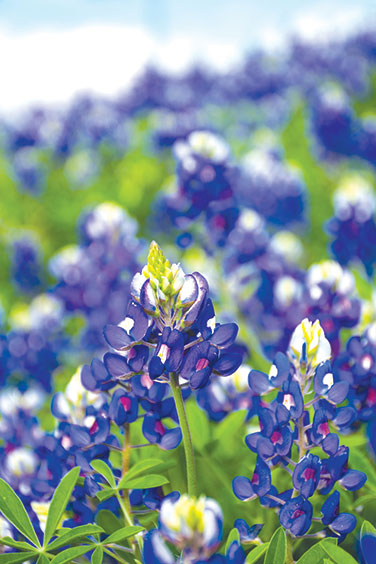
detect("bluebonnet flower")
[279,495,313,536]
[50,202,142,350]
[327,174,376,277]
[88,241,241,392]
[9,235,44,294]
[235,148,307,228]
[196,364,257,422]
[142,495,243,563]
[358,533,376,564]
[309,83,359,158]
[234,318,366,539]
[320,490,356,541]
[234,519,263,544]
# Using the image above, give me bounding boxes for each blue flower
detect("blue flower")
[279,495,313,537]
[292,454,321,498]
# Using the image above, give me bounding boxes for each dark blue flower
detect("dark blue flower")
[292,454,321,498]
[108,389,139,425]
[279,495,313,536]
[149,327,184,379]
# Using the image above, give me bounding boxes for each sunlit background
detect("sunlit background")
[1,0,375,112]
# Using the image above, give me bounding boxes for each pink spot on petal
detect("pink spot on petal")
[196,358,209,371]
[292,509,304,519]
[141,373,154,390]
[120,397,132,411]
[128,348,136,360]
[303,468,316,481]
[366,388,376,406]
[318,422,330,437]
[271,431,282,445]
[89,420,99,435]
[154,421,165,435]
[251,473,259,485]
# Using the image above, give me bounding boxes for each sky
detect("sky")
[0,0,376,113]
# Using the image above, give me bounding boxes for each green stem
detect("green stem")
[118,424,143,558]
[170,372,197,497]
[286,533,295,564]
[122,423,131,517]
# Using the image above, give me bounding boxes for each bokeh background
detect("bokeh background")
[1,2,376,557]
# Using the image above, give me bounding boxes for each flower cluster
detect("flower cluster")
[327,174,376,277]
[144,495,246,564]
[233,318,366,541]
[333,322,376,455]
[83,240,242,392]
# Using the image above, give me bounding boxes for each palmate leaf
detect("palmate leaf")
[43,466,80,546]
[49,545,92,564]
[96,488,117,502]
[95,509,123,535]
[47,523,104,551]
[361,520,376,537]
[225,527,240,554]
[103,526,144,545]
[0,553,37,564]
[37,555,50,564]
[0,536,36,551]
[90,460,116,488]
[0,478,40,547]
[120,473,169,490]
[264,527,286,564]
[246,543,269,563]
[319,540,358,564]
[118,458,174,488]
[91,546,104,564]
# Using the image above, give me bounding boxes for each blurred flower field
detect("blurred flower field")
[0,27,376,564]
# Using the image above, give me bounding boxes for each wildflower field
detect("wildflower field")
[1,28,376,564]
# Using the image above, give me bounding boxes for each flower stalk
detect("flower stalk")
[170,372,197,497]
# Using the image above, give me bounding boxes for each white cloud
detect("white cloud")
[0,24,241,113]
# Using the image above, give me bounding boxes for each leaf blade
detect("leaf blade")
[246,543,269,563]
[90,461,116,489]
[47,524,104,551]
[0,478,40,547]
[50,545,92,564]
[44,466,81,546]
[102,526,144,545]
[264,527,286,564]
[120,473,169,490]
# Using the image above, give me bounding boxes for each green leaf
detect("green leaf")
[185,401,211,452]
[103,526,145,545]
[296,543,327,564]
[37,555,50,564]
[95,509,123,535]
[0,537,36,551]
[323,560,334,564]
[264,527,286,564]
[361,520,376,538]
[43,466,80,546]
[90,460,116,488]
[246,543,269,563]
[47,524,104,551]
[120,473,169,490]
[50,545,92,564]
[320,540,359,564]
[96,488,117,502]
[225,527,240,554]
[118,458,174,488]
[0,553,37,564]
[0,478,40,547]
[91,546,104,564]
